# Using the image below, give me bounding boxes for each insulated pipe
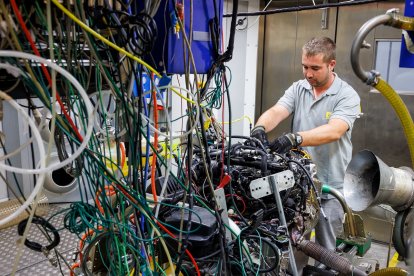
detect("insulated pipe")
[322,185,357,237]
[297,240,367,276]
[373,79,414,169]
[387,13,414,30]
[368,267,407,276]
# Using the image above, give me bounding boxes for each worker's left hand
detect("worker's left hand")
[269,133,302,154]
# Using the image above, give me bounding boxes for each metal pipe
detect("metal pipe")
[350,14,391,84]
[322,185,357,237]
[386,218,395,267]
[351,10,414,85]
[269,174,298,276]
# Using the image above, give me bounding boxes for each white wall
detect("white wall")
[222,0,260,136]
[170,0,260,137]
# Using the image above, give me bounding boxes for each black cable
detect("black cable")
[224,0,381,17]
[198,109,212,172]
[0,135,26,200]
[17,216,60,252]
[80,231,112,276]
[221,66,232,274]
[54,248,65,276]
[243,235,280,273]
[287,159,321,206]
[219,0,239,62]
[231,135,267,152]
[128,13,158,56]
[54,121,84,177]
[174,179,194,275]
[175,116,196,274]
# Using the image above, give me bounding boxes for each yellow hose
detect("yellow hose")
[388,13,414,31]
[373,78,414,168]
[369,267,407,276]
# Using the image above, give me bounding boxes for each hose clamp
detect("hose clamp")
[366,70,380,86]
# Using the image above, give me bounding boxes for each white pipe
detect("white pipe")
[0,51,94,174]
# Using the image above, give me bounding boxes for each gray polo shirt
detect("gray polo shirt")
[277,74,360,194]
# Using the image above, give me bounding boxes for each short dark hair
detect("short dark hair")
[302,37,336,62]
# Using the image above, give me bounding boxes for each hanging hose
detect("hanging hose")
[369,267,407,276]
[373,79,414,169]
[350,10,414,168]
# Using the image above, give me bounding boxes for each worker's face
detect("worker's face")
[302,52,336,88]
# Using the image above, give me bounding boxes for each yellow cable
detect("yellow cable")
[51,0,159,77]
[388,252,399,267]
[222,115,253,125]
[51,0,197,105]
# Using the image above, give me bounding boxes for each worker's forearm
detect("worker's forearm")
[255,105,289,133]
[256,112,278,132]
[298,124,343,146]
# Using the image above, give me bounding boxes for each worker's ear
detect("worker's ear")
[329,60,336,71]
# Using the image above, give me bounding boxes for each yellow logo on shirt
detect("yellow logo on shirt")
[325,112,332,119]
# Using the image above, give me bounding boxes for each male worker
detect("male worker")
[251,37,360,251]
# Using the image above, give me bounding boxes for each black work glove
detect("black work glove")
[270,133,302,154]
[250,125,268,146]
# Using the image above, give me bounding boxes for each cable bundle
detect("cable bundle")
[0,1,297,275]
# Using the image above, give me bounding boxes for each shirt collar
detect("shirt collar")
[303,73,341,96]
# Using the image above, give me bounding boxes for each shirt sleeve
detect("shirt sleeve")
[276,83,296,114]
[330,85,361,130]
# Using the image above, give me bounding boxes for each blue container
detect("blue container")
[149,0,224,74]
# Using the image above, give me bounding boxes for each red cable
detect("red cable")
[94,185,116,214]
[111,183,201,276]
[69,262,80,276]
[119,142,126,168]
[10,0,83,142]
[225,194,246,214]
[156,221,201,276]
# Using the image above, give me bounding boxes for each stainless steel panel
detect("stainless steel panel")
[365,93,414,167]
[294,8,337,75]
[261,12,298,140]
[356,206,395,243]
[261,9,336,140]
[335,3,380,157]
[259,0,411,167]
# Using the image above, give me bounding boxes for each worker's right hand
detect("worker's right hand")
[250,125,268,146]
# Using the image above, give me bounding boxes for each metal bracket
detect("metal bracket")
[214,188,232,240]
[250,170,295,199]
[321,0,329,29]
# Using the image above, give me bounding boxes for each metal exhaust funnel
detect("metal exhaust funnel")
[344,150,414,212]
